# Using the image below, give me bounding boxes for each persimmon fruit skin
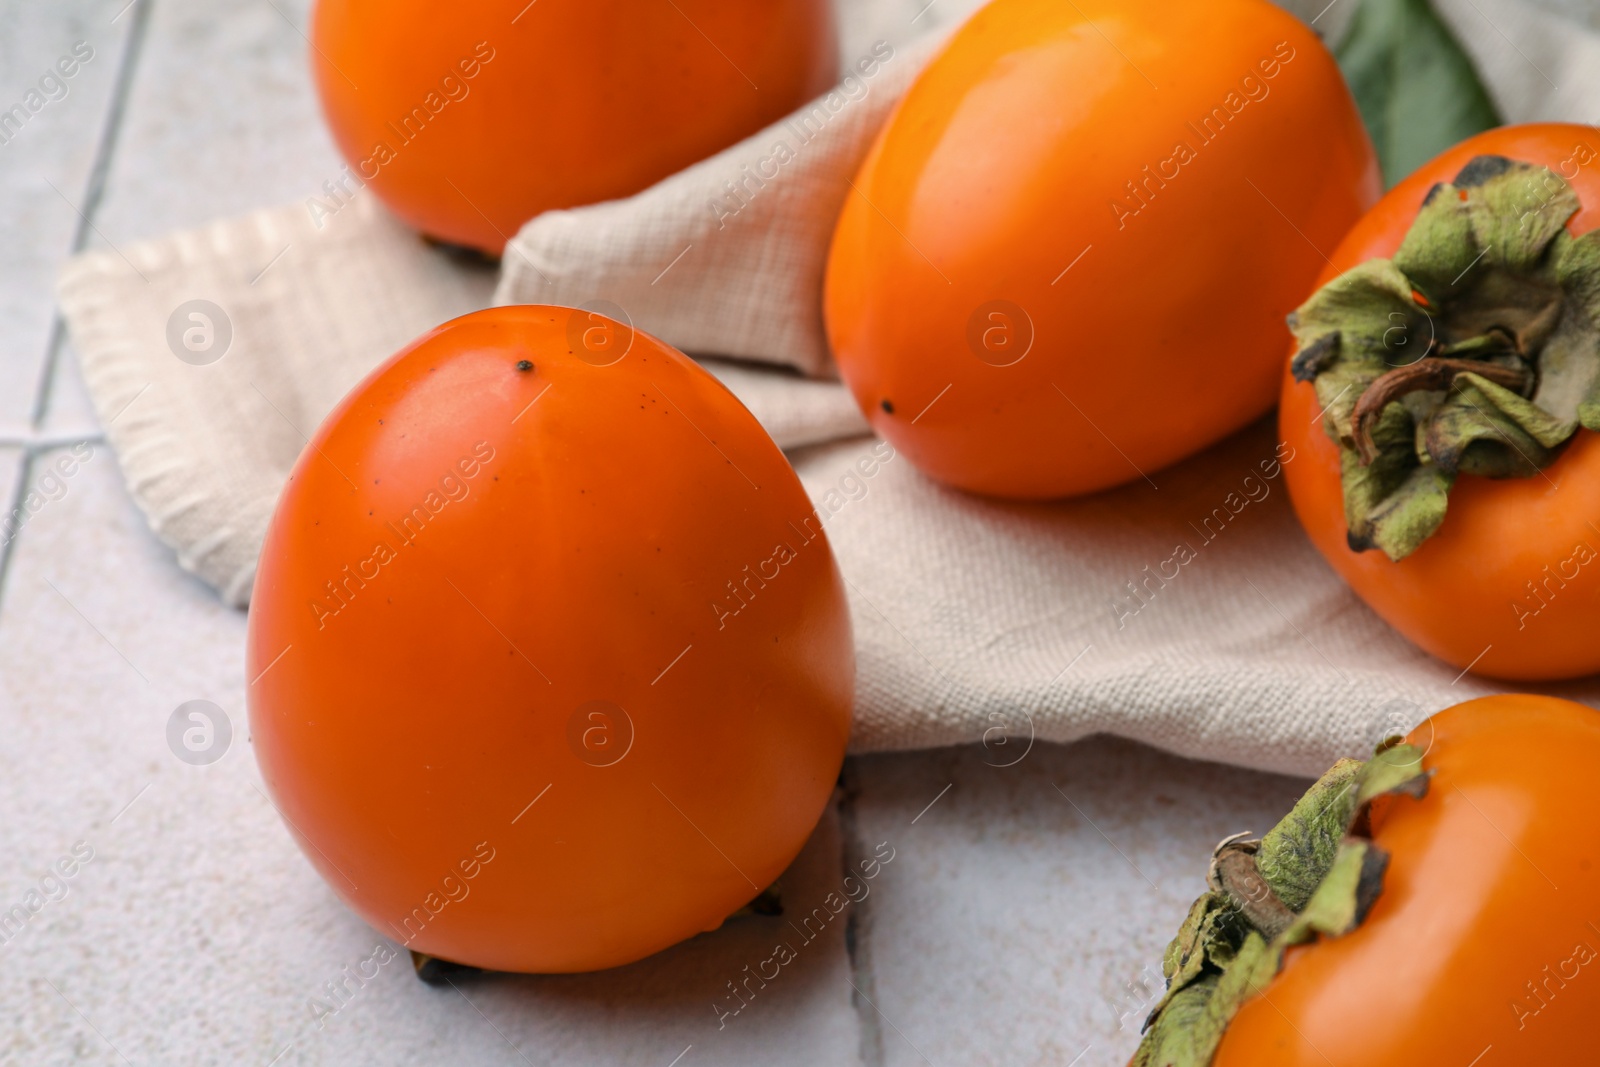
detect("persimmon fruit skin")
[1280,124,1600,680]
[823,0,1378,499]
[246,306,853,973]
[1213,694,1600,1065]
[311,0,839,253]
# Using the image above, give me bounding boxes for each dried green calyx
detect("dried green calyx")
[1129,742,1431,1067]
[1290,155,1600,561]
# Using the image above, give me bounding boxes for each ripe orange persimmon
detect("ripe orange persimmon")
[1212,694,1600,1064]
[823,0,1378,500]
[311,0,838,253]
[1281,124,1600,680]
[246,306,853,973]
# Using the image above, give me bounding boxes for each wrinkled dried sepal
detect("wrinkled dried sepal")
[1357,742,1431,805]
[1553,232,1600,431]
[1427,373,1574,477]
[1290,333,1339,383]
[1365,461,1452,560]
[1392,178,1479,300]
[1275,838,1390,945]
[1128,974,1223,1067]
[1254,758,1363,912]
[1558,229,1600,325]
[1290,259,1428,369]
[1314,361,1384,449]
[1162,892,1229,988]
[1147,893,1248,1031]
[1460,159,1579,275]
[1338,411,1444,556]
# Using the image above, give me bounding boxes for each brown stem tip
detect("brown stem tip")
[1352,355,1531,463]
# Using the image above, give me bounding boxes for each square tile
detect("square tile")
[87,0,347,248]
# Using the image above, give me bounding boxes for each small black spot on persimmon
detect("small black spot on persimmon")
[881,399,895,414]
[515,359,534,372]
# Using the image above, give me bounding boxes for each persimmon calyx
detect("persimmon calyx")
[1287,155,1600,561]
[1128,742,1430,1067]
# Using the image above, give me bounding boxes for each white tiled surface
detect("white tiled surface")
[1,1,1321,1064]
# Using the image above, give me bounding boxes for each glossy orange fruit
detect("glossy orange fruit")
[246,306,853,973]
[1281,124,1600,680]
[823,0,1377,499]
[1214,694,1600,1064]
[311,0,838,253]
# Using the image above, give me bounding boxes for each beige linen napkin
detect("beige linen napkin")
[57,0,1600,775]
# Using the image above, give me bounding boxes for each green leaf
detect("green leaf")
[1335,0,1503,188]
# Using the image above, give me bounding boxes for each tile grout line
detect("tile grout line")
[0,451,41,608]
[0,437,109,613]
[28,0,156,432]
[837,758,887,1067]
[1,0,155,607]
[0,434,108,452]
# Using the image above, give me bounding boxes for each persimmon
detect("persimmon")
[245,306,853,973]
[1134,694,1600,1066]
[1281,124,1600,680]
[310,0,838,253]
[823,0,1377,499]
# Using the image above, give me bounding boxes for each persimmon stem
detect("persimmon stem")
[1352,356,1532,464]
[1209,840,1296,941]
